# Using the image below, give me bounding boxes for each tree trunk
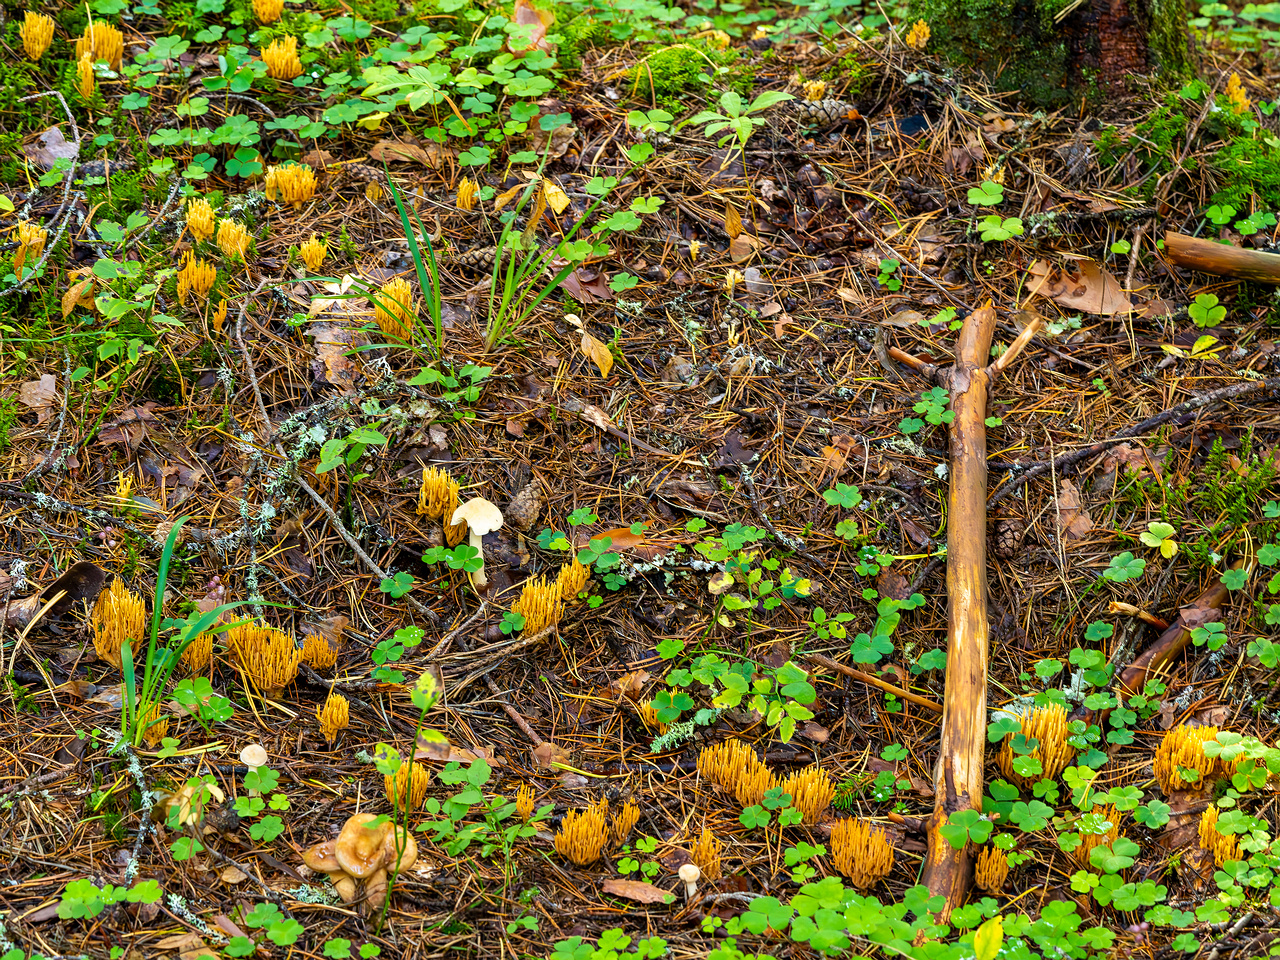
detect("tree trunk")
[911,0,1193,105]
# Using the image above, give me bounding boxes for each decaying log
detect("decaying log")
[1165,232,1280,285]
[918,302,1042,915]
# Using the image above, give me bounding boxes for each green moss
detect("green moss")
[823,52,877,98]
[0,396,19,451]
[1209,138,1280,211]
[630,41,741,105]
[1096,94,1194,201]
[559,14,613,73]
[87,170,153,220]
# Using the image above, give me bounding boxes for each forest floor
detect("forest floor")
[3,3,1280,960]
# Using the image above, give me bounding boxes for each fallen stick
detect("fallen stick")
[1165,232,1280,285]
[806,653,943,714]
[919,301,1041,916]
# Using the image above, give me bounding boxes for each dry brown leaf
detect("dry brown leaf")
[601,878,676,904]
[492,183,523,211]
[154,934,207,951]
[1056,479,1093,540]
[368,140,442,168]
[23,126,80,170]
[724,204,744,239]
[509,0,554,56]
[576,525,648,552]
[533,741,569,768]
[728,234,757,263]
[18,374,58,424]
[62,278,94,318]
[179,948,220,960]
[580,330,613,377]
[1027,259,1134,316]
[219,865,248,884]
[611,669,650,699]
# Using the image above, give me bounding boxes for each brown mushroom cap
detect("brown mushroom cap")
[335,813,392,879]
[302,839,341,874]
[383,824,418,874]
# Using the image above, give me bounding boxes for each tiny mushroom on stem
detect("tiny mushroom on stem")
[679,863,701,900]
[240,743,268,769]
[449,497,504,589]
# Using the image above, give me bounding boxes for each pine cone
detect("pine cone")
[448,245,500,273]
[993,518,1026,559]
[792,99,860,126]
[506,480,544,532]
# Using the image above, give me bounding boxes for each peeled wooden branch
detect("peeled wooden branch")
[1165,232,1280,285]
[919,302,1041,916]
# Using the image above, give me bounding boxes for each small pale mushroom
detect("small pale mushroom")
[449,497,504,589]
[240,743,268,768]
[679,863,701,900]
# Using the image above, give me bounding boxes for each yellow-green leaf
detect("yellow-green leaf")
[974,916,1004,960]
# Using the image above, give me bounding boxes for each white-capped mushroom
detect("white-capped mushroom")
[678,863,701,900]
[240,743,268,768]
[449,497,504,589]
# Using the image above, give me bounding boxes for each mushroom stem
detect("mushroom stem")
[469,530,488,588]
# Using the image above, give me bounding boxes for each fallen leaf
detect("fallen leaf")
[1056,479,1093,540]
[368,140,443,168]
[219,865,248,884]
[533,742,570,768]
[1027,259,1134,316]
[509,0,554,56]
[23,126,80,170]
[611,670,650,699]
[543,180,570,214]
[18,374,58,424]
[492,183,523,211]
[154,933,206,951]
[62,278,95,317]
[306,322,366,390]
[579,330,614,377]
[300,148,336,169]
[179,948,219,960]
[575,525,648,552]
[729,234,757,263]
[98,404,160,449]
[601,878,676,904]
[562,268,613,304]
[724,203,744,239]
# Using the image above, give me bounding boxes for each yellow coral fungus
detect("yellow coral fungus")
[181,628,215,675]
[831,819,894,890]
[1199,805,1242,866]
[76,21,123,71]
[374,277,416,341]
[802,79,826,101]
[385,760,431,811]
[186,198,215,242]
[974,845,1009,893]
[554,805,608,865]
[217,219,251,261]
[92,578,146,670]
[264,163,316,209]
[611,800,640,845]
[212,299,228,336]
[302,632,340,669]
[253,0,284,22]
[300,234,327,272]
[263,35,302,80]
[997,702,1072,788]
[140,702,170,748]
[512,575,563,635]
[555,555,590,602]
[779,764,835,824]
[456,178,478,211]
[77,53,95,101]
[1226,72,1251,114]
[516,784,535,823]
[1070,805,1121,870]
[697,739,758,788]
[177,252,217,305]
[13,221,48,277]
[416,467,460,520]
[1154,724,1219,794]
[226,621,301,695]
[905,19,930,50]
[317,690,349,742]
[21,13,55,61]
[690,827,722,880]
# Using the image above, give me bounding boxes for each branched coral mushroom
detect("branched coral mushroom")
[1199,805,1242,866]
[516,784,535,823]
[697,739,777,807]
[20,13,54,60]
[181,628,214,674]
[997,702,1072,788]
[264,163,316,209]
[1154,724,1219,794]
[417,467,460,520]
[177,252,217,305]
[92,578,146,670]
[779,764,835,824]
[374,277,416,341]
[1070,805,1121,870]
[456,178,478,211]
[77,54,95,101]
[76,21,123,71]
[301,631,339,669]
[611,800,639,845]
[974,845,1009,893]
[186,198,215,242]
[554,804,609,865]
[317,690,349,742]
[263,35,302,80]
[300,234,327,272]
[253,0,284,22]
[226,622,301,695]
[831,818,894,890]
[217,219,250,261]
[555,555,590,602]
[690,827,722,880]
[385,761,431,811]
[512,576,563,635]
